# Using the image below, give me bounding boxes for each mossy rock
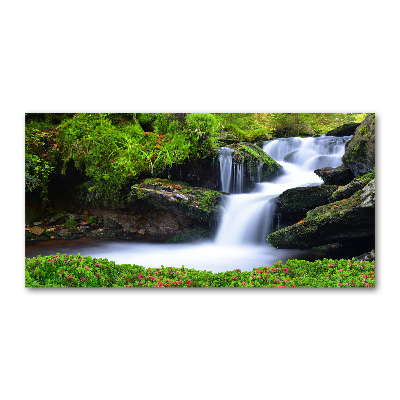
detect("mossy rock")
[342,113,375,177]
[275,184,339,224]
[283,150,299,163]
[325,122,360,137]
[329,169,375,202]
[268,179,375,249]
[129,178,222,225]
[223,142,282,191]
[314,165,354,185]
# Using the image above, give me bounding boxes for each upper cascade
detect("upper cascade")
[263,135,353,171]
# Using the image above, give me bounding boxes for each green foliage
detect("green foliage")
[267,113,366,137]
[214,113,272,142]
[65,218,78,229]
[137,113,157,131]
[25,116,60,202]
[25,254,375,288]
[55,113,221,206]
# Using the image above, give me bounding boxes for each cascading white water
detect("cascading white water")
[218,147,234,193]
[215,135,353,246]
[215,193,276,244]
[233,163,244,193]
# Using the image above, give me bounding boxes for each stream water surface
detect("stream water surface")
[25,135,352,273]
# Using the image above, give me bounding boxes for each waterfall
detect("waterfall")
[216,135,352,245]
[233,163,244,193]
[218,147,234,193]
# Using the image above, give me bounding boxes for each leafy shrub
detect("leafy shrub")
[56,113,221,206]
[25,254,375,288]
[65,218,78,229]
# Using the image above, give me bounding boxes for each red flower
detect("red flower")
[138,274,144,279]
[80,277,86,282]
[186,280,192,286]
[283,268,289,273]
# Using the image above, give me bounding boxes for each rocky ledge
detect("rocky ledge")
[129,178,223,225]
[267,179,375,250]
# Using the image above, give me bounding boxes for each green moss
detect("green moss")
[65,218,78,229]
[130,179,221,224]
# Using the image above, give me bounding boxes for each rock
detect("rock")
[104,218,123,230]
[224,142,282,192]
[355,249,375,261]
[283,150,299,163]
[56,229,68,237]
[325,122,360,137]
[329,171,375,202]
[215,133,241,144]
[314,165,354,185]
[25,203,44,225]
[30,226,44,235]
[65,212,80,221]
[342,114,375,177]
[47,212,66,225]
[129,178,222,225]
[274,185,339,224]
[267,179,375,250]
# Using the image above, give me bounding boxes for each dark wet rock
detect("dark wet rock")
[329,170,375,202]
[325,122,360,137]
[314,165,354,185]
[342,114,375,177]
[268,179,375,250]
[274,185,339,224]
[46,212,66,225]
[25,203,44,225]
[104,218,122,230]
[64,212,80,221]
[355,249,375,261]
[56,229,68,237]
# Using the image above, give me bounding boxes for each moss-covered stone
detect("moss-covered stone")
[342,114,375,177]
[129,178,222,225]
[329,169,375,202]
[275,184,339,224]
[325,122,360,137]
[268,179,375,249]
[314,165,354,185]
[224,142,282,191]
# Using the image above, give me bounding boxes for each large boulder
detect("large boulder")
[325,122,360,137]
[267,179,375,250]
[342,114,375,177]
[314,165,354,185]
[274,184,339,225]
[329,170,375,202]
[129,178,223,225]
[226,142,282,192]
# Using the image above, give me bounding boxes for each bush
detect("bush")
[56,113,221,207]
[65,218,78,229]
[25,254,375,288]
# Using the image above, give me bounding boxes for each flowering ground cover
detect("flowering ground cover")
[25,254,375,288]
